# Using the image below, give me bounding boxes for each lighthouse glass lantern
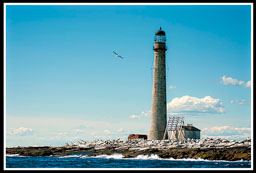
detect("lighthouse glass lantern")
[154,27,166,43]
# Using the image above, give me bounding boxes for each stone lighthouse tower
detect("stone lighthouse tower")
[149,27,167,140]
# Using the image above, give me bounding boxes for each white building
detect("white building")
[164,117,200,140]
[167,124,201,140]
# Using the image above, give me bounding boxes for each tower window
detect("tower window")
[154,35,166,43]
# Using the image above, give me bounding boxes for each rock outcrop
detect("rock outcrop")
[6,138,251,161]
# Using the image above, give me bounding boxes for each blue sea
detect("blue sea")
[6,154,251,169]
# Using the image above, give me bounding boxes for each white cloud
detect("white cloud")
[221,75,244,85]
[221,75,250,88]
[167,95,224,114]
[9,127,34,136]
[202,126,251,138]
[169,85,176,89]
[104,129,111,134]
[131,95,225,118]
[72,129,84,134]
[129,110,151,119]
[141,111,150,117]
[129,114,140,119]
[117,128,124,132]
[6,115,150,147]
[230,99,247,105]
[244,81,251,88]
[201,134,250,141]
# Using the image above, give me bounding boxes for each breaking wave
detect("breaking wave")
[8,153,249,163]
[83,154,250,163]
[135,154,161,160]
[95,153,124,159]
[6,154,25,157]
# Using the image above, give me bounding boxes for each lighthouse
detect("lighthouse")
[149,27,167,140]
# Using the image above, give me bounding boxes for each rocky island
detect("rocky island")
[6,138,251,161]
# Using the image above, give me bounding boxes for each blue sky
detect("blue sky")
[5,4,252,146]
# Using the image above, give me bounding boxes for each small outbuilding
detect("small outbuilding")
[164,117,201,140]
[128,134,147,140]
[168,124,201,140]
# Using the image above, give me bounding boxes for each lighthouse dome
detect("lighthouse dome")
[155,28,165,36]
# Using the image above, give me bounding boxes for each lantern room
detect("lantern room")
[154,27,166,43]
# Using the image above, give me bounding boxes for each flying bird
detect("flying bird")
[113,51,124,59]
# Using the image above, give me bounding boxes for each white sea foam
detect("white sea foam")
[168,157,213,162]
[6,154,25,157]
[95,153,124,159]
[86,153,250,163]
[59,155,81,158]
[167,157,250,163]
[54,154,90,158]
[135,154,161,160]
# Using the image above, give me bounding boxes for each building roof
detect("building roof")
[182,125,201,131]
[155,27,165,36]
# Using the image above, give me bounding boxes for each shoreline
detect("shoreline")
[6,138,251,161]
[6,153,251,163]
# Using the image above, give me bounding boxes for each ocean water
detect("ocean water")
[6,154,251,169]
